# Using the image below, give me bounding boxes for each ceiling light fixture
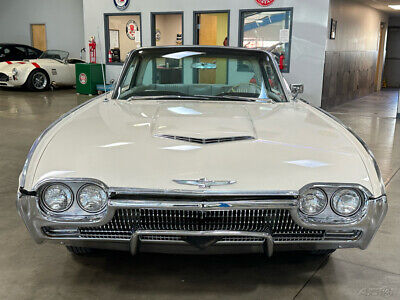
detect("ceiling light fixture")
[389,5,400,10]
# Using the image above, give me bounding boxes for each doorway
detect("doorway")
[194,11,229,46]
[375,22,387,91]
[151,12,183,46]
[31,24,47,51]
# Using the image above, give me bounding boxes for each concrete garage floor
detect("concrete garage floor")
[0,88,399,299]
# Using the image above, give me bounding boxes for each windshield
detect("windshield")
[115,49,287,102]
[39,50,69,61]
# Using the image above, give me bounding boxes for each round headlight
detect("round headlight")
[42,184,73,212]
[77,184,107,213]
[299,188,328,216]
[331,189,362,216]
[12,68,18,76]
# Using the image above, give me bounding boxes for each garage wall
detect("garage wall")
[82,0,330,107]
[0,0,84,58]
[322,0,388,108]
[383,17,400,88]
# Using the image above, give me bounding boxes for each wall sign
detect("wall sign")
[113,0,130,11]
[255,0,275,6]
[126,20,138,40]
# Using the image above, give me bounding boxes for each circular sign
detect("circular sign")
[255,0,275,6]
[113,0,130,10]
[126,20,138,40]
[155,29,161,41]
[79,73,87,85]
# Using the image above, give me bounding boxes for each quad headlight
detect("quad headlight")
[299,188,328,216]
[331,189,362,216]
[77,184,108,213]
[42,184,73,212]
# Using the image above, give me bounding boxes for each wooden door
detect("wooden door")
[199,15,217,46]
[31,24,47,51]
[375,23,387,92]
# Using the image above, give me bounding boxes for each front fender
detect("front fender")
[12,64,36,86]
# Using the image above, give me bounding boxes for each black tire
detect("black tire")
[66,246,95,256]
[308,249,336,256]
[26,69,50,91]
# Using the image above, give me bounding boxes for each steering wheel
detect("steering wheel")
[228,83,261,95]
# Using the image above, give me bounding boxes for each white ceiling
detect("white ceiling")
[355,0,400,14]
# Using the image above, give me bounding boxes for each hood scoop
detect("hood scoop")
[152,103,257,145]
[156,134,255,145]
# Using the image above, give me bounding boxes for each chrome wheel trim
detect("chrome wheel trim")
[32,72,47,90]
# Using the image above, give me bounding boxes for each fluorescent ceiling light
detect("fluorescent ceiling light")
[389,5,400,10]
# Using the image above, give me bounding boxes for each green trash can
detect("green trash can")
[75,63,105,95]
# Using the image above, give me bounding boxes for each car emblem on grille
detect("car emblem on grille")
[173,178,237,189]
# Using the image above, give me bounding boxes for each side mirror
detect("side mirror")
[290,84,304,99]
[108,79,116,92]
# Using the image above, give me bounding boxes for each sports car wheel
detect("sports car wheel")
[27,69,50,91]
[66,246,95,256]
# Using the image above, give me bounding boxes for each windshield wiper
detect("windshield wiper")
[194,95,275,103]
[126,94,275,103]
[126,95,208,102]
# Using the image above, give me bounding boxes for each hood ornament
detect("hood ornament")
[173,178,237,189]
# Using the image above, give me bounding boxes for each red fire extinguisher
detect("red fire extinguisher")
[89,37,96,64]
[108,50,113,63]
[279,54,285,70]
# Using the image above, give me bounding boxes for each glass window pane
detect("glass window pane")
[107,14,141,63]
[154,14,183,46]
[241,10,292,72]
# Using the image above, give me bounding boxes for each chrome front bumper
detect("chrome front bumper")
[17,195,388,255]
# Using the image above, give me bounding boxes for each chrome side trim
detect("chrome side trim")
[302,100,386,196]
[19,95,104,189]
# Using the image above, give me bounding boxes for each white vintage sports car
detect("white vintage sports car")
[17,46,387,256]
[0,50,84,91]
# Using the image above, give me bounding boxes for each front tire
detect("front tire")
[66,246,95,256]
[26,69,50,91]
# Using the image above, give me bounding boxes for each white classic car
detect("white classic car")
[0,50,84,91]
[17,46,387,256]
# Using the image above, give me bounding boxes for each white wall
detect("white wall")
[0,0,85,58]
[327,0,388,52]
[83,0,330,106]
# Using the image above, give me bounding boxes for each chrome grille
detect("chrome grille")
[139,235,265,243]
[78,209,326,241]
[156,134,255,144]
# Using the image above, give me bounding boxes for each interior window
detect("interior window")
[106,14,141,63]
[240,10,292,73]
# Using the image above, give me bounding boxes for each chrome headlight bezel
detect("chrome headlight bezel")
[331,188,363,217]
[297,183,370,225]
[77,183,108,213]
[40,183,74,213]
[299,188,328,216]
[12,68,18,76]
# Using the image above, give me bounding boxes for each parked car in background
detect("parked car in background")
[0,43,42,62]
[17,46,387,257]
[0,50,84,91]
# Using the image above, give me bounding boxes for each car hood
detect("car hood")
[31,99,372,192]
[0,59,56,72]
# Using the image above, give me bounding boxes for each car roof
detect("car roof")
[0,43,41,50]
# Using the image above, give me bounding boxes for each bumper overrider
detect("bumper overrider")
[17,179,388,256]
